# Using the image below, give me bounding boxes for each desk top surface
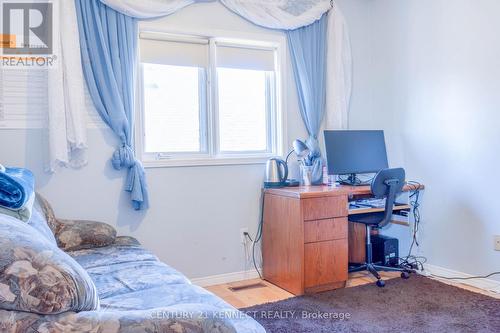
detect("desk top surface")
[265,184,424,199]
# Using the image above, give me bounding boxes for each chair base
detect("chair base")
[349,263,415,287]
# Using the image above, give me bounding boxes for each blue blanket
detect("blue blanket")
[0,167,35,210]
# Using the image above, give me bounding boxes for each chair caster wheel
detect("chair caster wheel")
[401,272,410,279]
[376,280,385,288]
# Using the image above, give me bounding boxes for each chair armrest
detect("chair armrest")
[55,219,117,251]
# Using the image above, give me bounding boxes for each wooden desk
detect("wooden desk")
[262,184,424,295]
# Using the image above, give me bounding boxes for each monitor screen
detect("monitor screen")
[324,130,389,175]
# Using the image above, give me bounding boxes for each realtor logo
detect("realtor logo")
[2,2,53,54]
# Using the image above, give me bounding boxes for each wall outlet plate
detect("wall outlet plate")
[240,228,249,244]
[495,235,500,251]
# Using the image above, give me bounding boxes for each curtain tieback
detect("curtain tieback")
[111,144,148,210]
[112,144,137,170]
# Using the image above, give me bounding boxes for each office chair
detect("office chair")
[348,168,415,287]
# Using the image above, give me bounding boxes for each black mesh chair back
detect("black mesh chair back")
[371,167,405,228]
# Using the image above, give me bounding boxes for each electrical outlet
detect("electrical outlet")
[495,235,500,251]
[240,228,249,244]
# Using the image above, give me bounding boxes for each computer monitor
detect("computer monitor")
[324,130,389,185]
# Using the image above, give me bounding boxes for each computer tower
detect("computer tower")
[372,234,399,267]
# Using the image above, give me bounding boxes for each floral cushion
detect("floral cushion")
[0,215,99,315]
[54,219,116,252]
[34,193,58,233]
[34,193,116,251]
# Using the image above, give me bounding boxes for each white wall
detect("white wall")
[353,0,500,281]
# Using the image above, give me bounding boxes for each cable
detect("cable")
[430,271,500,280]
[398,255,427,271]
[251,189,265,279]
[405,181,422,257]
[399,182,500,283]
[337,174,374,186]
[244,232,254,242]
[396,180,426,271]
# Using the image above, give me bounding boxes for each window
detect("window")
[217,68,269,152]
[143,64,206,153]
[138,32,283,166]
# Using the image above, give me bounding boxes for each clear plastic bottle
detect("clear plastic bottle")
[322,162,329,185]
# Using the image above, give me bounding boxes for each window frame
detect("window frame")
[135,30,287,168]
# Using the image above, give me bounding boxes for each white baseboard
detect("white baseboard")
[191,269,260,287]
[422,264,500,294]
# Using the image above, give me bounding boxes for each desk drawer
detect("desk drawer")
[302,196,348,221]
[304,239,348,288]
[304,218,347,243]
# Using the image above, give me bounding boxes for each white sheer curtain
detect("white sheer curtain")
[325,5,352,130]
[100,0,196,19]
[100,0,332,29]
[220,0,331,29]
[47,0,88,172]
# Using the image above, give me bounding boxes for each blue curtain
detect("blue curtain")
[287,15,328,185]
[75,0,148,210]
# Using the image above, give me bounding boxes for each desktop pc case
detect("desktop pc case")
[372,234,399,267]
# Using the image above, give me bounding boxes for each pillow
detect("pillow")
[34,193,58,233]
[0,214,99,315]
[54,219,117,252]
[34,193,116,251]
[26,198,58,246]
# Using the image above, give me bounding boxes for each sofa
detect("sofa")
[0,194,265,333]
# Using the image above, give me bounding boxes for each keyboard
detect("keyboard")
[349,198,386,209]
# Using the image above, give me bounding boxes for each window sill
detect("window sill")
[142,155,274,168]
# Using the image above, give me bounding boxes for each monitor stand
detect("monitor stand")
[338,174,365,186]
